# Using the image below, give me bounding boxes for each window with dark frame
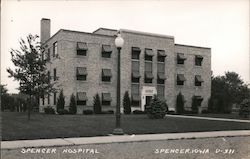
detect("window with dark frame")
[77,42,88,56]
[53,92,57,105]
[42,94,45,105]
[53,42,58,57]
[47,94,50,105]
[131,84,140,107]
[177,53,186,65]
[144,62,153,83]
[157,50,166,62]
[102,69,112,82]
[145,48,154,61]
[132,47,141,59]
[177,74,186,86]
[77,92,87,105]
[195,75,203,86]
[102,45,112,58]
[195,55,203,66]
[102,93,112,106]
[131,61,140,83]
[76,67,87,81]
[157,63,165,84]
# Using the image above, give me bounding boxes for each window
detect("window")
[77,92,87,105]
[195,75,203,86]
[132,47,141,59]
[53,92,57,105]
[53,42,58,57]
[157,50,166,62]
[157,63,165,84]
[42,94,45,105]
[102,93,112,105]
[157,85,165,100]
[177,53,186,65]
[131,61,140,83]
[53,68,57,81]
[131,84,140,107]
[145,48,154,61]
[47,94,50,105]
[47,48,50,61]
[77,42,88,56]
[177,74,186,85]
[195,55,203,66]
[145,62,153,83]
[76,67,87,81]
[102,45,112,58]
[102,69,112,82]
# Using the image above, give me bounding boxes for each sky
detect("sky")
[1,0,249,93]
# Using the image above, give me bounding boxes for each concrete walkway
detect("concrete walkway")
[1,130,250,150]
[165,114,250,123]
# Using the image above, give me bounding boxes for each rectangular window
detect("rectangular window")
[102,45,112,58]
[42,94,45,105]
[53,42,58,57]
[53,68,57,81]
[131,84,140,107]
[177,53,186,65]
[157,63,165,84]
[47,94,50,105]
[195,55,203,66]
[77,42,88,56]
[53,92,57,105]
[132,47,141,59]
[157,85,165,100]
[102,93,112,106]
[177,74,186,86]
[145,48,154,61]
[131,61,140,83]
[145,62,153,83]
[102,69,112,82]
[77,92,87,105]
[76,67,87,81]
[195,75,203,86]
[157,50,166,62]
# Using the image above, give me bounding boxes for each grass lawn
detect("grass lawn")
[2,112,250,141]
[184,113,250,120]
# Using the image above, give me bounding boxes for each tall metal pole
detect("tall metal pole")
[113,47,124,135]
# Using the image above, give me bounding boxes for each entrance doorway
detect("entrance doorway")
[145,96,153,106]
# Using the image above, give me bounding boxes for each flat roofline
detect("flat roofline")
[175,44,211,50]
[43,29,115,44]
[93,27,118,33]
[120,29,174,39]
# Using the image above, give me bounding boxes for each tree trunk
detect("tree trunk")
[28,95,31,120]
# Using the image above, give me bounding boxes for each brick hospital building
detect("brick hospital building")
[39,18,211,114]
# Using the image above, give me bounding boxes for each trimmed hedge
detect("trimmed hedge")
[133,110,146,114]
[44,106,55,114]
[83,109,94,115]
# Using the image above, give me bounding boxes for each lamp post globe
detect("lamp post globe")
[113,32,124,135]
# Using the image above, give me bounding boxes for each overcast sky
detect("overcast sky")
[1,0,249,93]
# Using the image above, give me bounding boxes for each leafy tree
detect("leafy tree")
[93,93,101,114]
[69,93,77,114]
[56,90,65,113]
[123,91,131,114]
[176,92,184,114]
[145,95,168,119]
[7,34,55,120]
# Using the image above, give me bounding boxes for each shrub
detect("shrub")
[44,106,55,114]
[101,110,114,114]
[93,93,102,114]
[69,94,77,114]
[123,91,131,114]
[56,90,65,113]
[57,109,69,115]
[83,109,93,115]
[133,110,146,114]
[145,95,168,119]
[239,99,250,118]
[191,96,198,113]
[201,110,209,114]
[176,92,184,114]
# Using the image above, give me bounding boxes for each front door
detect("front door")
[145,96,153,106]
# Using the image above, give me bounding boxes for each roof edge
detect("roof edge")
[120,29,174,39]
[93,27,118,33]
[175,43,211,50]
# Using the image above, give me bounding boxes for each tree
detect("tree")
[145,95,168,119]
[1,84,9,111]
[176,92,184,114]
[123,91,131,114]
[69,93,77,114]
[56,90,65,113]
[93,93,101,114]
[7,34,55,120]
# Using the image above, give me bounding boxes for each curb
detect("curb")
[1,130,250,150]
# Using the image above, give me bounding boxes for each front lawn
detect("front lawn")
[2,112,250,141]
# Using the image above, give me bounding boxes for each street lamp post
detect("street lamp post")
[113,32,124,135]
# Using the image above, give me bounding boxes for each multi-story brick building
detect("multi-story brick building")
[39,18,211,114]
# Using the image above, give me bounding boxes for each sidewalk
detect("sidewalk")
[2,130,250,150]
